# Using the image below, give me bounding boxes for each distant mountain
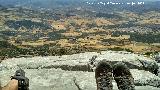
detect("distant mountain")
[0,0,159,13]
[126,1,160,13]
[0,0,159,7]
[0,0,82,8]
[87,0,160,13]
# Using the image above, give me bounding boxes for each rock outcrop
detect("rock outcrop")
[0,51,160,90]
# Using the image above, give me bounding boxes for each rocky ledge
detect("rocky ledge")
[0,51,160,90]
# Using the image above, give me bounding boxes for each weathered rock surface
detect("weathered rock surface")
[0,51,158,72]
[0,69,160,90]
[0,51,160,90]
